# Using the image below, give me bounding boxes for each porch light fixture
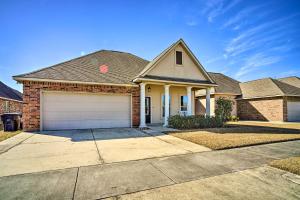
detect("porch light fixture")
[147,86,151,92]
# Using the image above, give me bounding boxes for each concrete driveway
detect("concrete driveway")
[0,128,209,177]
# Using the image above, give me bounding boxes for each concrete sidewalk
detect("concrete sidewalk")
[0,140,299,200]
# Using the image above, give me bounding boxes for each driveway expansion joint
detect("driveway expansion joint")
[91,129,105,164]
[149,162,177,184]
[72,168,79,200]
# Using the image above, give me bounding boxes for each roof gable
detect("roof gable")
[137,39,215,83]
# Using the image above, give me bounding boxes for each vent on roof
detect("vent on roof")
[99,65,109,74]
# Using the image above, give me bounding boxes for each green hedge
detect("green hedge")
[168,115,224,129]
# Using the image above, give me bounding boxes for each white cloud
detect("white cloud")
[235,53,281,78]
[186,20,198,26]
[203,0,241,22]
[80,51,85,56]
[224,15,298,58]
[223,6,257,28]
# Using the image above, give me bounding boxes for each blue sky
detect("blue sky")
[1,0,300,91]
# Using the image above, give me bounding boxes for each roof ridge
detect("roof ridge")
[270,78,286,95]
[209,72,240,83]
[241,77,272,84]
[13,49,149,78]
[277,75,300,80]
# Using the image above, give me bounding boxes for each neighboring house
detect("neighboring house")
[195,72,242,116]
[0,81,23,115]
[13,39,217,131]
[238,77,300,122]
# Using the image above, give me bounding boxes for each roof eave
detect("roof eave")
[13,77,139,87]
[133,77,218,87]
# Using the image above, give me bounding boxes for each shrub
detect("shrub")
[228,115,239,122]
[215,98,233,122]
[168,115,224,129]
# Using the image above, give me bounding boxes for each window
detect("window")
[176,51,183,65]
[162,95,171,117]
[180,96,188,111]
[4,101,9,112]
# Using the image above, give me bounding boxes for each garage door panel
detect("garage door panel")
[42,92,131,130]
[287,101,300,122]
[44,111,131,120]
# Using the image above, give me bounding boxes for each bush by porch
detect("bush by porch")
[168,115,224,129]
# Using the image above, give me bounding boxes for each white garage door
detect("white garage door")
[287,101,300,122]
[41,92,131,130]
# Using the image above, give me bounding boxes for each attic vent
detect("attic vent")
[176,51,183,65]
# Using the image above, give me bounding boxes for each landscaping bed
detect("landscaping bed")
[270,157,300,175]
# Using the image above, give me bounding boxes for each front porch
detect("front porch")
[138,81,214,128]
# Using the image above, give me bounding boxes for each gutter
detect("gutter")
[0,96,23,103]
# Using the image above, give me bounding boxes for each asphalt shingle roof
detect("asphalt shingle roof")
[239,77,300,99]
[277,76,300,88]
[208,72,241,94]
[14,50,150,85]
[0,81,22,101]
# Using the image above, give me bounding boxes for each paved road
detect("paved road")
[0,140,299,200]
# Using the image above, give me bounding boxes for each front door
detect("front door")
[145,97,151,123]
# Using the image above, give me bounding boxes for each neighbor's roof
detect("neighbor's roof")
[277,76,300,88]
[14,50,150,85]
[208,72,241,95]
[0,81,23,101]
[239,77,300,99]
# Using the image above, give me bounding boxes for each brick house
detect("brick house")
[13,39,217,131]
[197,75,300,122]
[0,81,23,129]
[0,81,23,115]
[238,77,300,122]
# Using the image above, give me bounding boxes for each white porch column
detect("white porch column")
[139,83,147,128]
[163,85,170,127]
[186,86,192,116]
[206,88,211,117]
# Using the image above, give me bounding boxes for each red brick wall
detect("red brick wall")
[22,81,140,131]
[0,98,23,115]
[237,97,285,121]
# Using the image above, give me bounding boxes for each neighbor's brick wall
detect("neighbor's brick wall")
[0,98,23,115]
[237,97,286,121]
[22,81,140,131]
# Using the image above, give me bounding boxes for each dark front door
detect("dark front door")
[145,97,151,123]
